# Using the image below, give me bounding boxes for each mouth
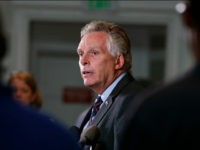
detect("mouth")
[82,70,93,77]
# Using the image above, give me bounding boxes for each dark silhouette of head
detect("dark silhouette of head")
[182,0,200,61]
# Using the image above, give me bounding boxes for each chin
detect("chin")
[84,81,94,88]
[83,81,90,86]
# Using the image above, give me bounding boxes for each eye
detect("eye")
[22,89,29,94]
[77,51,83,56]
[91,49,98,56]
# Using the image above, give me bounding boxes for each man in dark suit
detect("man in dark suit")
[0,12,81,150]
[122,0,200,149]
[76,20,143,150]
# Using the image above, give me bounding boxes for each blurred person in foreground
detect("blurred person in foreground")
[0,11,82,150]
[8,71,42,109]
[122,0,200,149]
[75,20,143,150]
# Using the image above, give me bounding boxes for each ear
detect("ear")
[115,54,124,70]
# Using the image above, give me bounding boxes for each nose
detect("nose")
[15,90,22,100]
[80,54,89,66]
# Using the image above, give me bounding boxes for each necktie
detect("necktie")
[89,96,103,124]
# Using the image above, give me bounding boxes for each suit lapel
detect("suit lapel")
[79,107,92,130]
[93,73,134,126]
[93,95,113,125]
[110,73,134,98]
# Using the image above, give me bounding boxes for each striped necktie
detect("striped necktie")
[89,96,103,124]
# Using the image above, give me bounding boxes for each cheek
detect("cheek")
[99,60,115,72]
[96,65,112,79]
[22,91,33,101]
[27,92,34,100]
[79,60,81,66]
[79,62,84,70]
[22,94,29,101]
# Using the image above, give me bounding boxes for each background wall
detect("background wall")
[0,0,193,126]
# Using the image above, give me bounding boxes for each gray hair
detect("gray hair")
[80,20,132,73]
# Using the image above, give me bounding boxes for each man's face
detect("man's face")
[77,31,119,94]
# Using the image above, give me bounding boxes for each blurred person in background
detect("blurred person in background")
[8,71,42,109]
[0,9,82,150]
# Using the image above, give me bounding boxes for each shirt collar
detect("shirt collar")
[100,72,126,102]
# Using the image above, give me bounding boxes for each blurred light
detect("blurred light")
[175,2,186,14]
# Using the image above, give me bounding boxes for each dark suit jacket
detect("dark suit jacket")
[123,63,200,150]
[0,83,82,150]
[78,73,144,150]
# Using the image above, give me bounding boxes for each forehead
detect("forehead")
[11,78,27,86]
[83,31,108,38]
[78,31,108,48]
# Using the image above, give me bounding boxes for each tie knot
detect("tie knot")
[91,96,103,117]
[95,96,103,105]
